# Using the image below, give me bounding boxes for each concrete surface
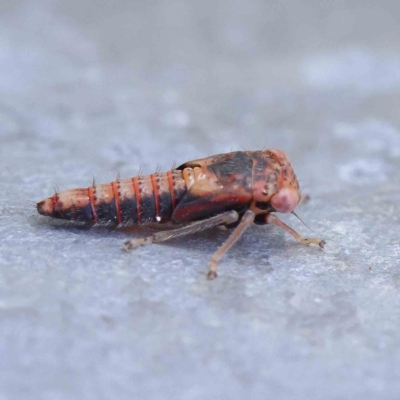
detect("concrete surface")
[1,1,400,399]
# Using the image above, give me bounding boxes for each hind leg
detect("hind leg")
[123,210,239,250]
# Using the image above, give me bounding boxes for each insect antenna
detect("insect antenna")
[291,211,319,235]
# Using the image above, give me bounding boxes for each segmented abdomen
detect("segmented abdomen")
[37,170,187,225]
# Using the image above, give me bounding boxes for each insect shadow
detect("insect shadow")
[33,212,293,259]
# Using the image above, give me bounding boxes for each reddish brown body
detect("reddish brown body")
[37,149,324,279]
[37,150,300,226]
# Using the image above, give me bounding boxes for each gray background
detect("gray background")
[1,1,400,399]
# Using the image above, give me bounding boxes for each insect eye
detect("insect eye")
[270,187,299,213]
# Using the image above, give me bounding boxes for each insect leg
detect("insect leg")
[123,210,240,251]
[265,214,325,248]
[207,209,255,280]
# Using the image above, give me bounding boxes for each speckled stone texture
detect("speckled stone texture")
[1,1,400,399]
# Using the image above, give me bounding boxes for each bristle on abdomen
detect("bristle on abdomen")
[37,170,187,225]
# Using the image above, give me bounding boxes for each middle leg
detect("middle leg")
[207,209,255,279]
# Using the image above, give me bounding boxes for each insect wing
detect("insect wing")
[178,152,236,169]
[171,191,251,223]
[173,152,253,223]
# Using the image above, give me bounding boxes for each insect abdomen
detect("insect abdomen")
[37,170,187,225]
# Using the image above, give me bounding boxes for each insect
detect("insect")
[37,149,325,279]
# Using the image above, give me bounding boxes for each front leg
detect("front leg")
[264,213,325,248]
